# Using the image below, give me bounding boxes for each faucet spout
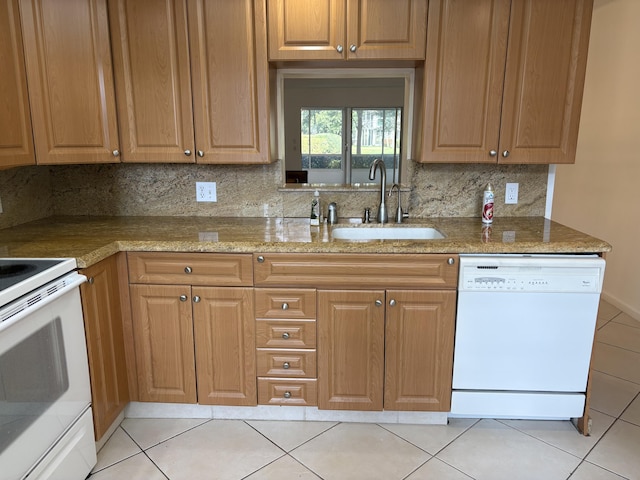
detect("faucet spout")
[368,158,388,223]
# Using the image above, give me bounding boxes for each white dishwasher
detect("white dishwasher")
[450,254,605,420]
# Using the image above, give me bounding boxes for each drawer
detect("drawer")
[254,253,458,289]
[128,252,253,286]
[256,319,316,348]
[257,378,317,406]
[255,288,316,319]
[256,349,316,378]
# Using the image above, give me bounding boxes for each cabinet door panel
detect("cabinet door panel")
[499,0,593,164]
[188,0,270,164]
[0,0,35,168]
[19,0,119,164]
[109,0,195,163]
[347,0,427,60]
[130,284,196,403]
[420,0,510,163]
[193,287,257,406]
[318,290,384,410]
[80,256,129,441]
[267,0,346,60]
[384,290,455,411]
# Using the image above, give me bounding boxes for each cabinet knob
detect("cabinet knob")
[184,266,192,274]
[282,332,290,339]
[281,302,289,310]
[336,44,344,53]
[184,149,192,156]
[197,150,204,157]
[389,299,396,306]
[257,255,265,263]
[448,257,455,265]
[193,295,201,303]
[180,294,188,302]
[349,44,357,53]
[112,149,120,157]
[375,299,383,307]
[502,150,510,158]
[283,362,290,369]
[283,391,292,399]
[489,150,497,157]
[87,277,94,285]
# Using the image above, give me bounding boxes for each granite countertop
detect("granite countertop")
[0,216,611,268]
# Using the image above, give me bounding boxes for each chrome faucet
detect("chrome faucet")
[368,158,388,223]
[389,183,408,224]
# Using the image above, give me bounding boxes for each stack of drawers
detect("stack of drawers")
[255,288,317,405]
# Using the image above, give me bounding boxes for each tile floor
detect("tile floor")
[89,300,640,480]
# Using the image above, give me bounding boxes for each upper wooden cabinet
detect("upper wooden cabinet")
[109,0,271,164]
[267,0,428,61]
[19,0,120,164]
[419,0,593,164]
[0,0,35,169]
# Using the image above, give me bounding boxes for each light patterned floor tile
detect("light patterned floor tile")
[612,312,640,329]
[592,342,640,384]
[569,461,629,480]
[146,420,283,480]
[437,419,581,480]
[589,370,640,417]
[620,394,640,427]
[92,427,141,472]
[88,453,165,480]
[405,458,474,479]
[244,455,321,479]
[501,410,615,459]
[381,418,478,455]
[290,423,430,480]
[246,420,337,452]
[597,322,640,353]
[121,417,209,449]
[598,301,622,323]
[586,420,640,480]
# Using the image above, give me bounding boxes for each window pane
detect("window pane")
[300,109,343,170]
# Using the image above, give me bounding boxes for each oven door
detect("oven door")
[0,274,93,480]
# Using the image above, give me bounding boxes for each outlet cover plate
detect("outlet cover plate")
[196,182,217,202]
[505,183,518,204]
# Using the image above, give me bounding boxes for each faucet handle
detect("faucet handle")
[363,208,371,223]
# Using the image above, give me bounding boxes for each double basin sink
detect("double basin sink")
[331,225,446,241]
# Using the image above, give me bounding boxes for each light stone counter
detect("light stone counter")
[0,216,611,268]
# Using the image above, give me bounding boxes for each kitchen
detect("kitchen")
[1,0,639,479]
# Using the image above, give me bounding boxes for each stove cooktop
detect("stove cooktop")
[0,258,77,307]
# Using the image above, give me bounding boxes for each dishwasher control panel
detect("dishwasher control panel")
[458,255,605,293]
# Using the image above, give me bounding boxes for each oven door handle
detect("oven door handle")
[0,272,87,330]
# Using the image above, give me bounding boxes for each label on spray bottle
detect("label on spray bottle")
[481,183,494,224]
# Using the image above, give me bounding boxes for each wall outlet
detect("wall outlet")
[196,182,217,202]
[505,183,519,204]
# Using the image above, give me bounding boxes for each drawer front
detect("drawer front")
[256,349,316,377]
[254,253,458,289]
[256,319,316,348]
[255,288,316,319]
[257,378,317,406]
[128,252,253,286]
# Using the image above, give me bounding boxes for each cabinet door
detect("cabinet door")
[80,255,130,441]
[193,287,257,406]
[267,0,346,60]
[317,290,384,410]
[130,284,197,403]
[347,0,427,60]
[188,0,271,164]
[384,290,455,411]
[109,0,195,163]
[19,0,120,164]
[499,0,593,164]
[420,0,511,163]
[0,0,35,168]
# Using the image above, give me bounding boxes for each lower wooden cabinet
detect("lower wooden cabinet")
[79,254,129,441]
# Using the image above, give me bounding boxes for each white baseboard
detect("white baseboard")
[601,291,640,321]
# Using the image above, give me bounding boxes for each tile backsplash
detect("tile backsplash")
[0,161,547,230]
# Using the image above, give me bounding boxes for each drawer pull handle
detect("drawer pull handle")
[389,299,396,306]
[87,277,94,285]
[257,256,265,263]
[179,295,188,302]
[282,332,290,339]
[283,391,292,399]
[193,295,201,303]
[283,362,290,369]
[281,302,289,310]
[375,299,383,307]
[184,266,192,274]
[448,258,455,265]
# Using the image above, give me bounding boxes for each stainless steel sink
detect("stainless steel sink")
[331,226,446,241]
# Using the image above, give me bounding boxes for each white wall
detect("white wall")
[553,0,640,319]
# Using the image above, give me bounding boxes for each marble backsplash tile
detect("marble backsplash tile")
[1,161,547,230]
